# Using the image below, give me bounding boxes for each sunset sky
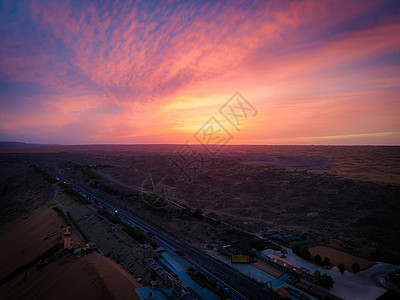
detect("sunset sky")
[0,0,399,145]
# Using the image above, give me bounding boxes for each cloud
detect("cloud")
[0,0,399,144]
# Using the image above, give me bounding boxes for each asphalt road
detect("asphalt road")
[36,162,279,300]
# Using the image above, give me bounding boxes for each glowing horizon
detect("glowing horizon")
[1,0,399,145]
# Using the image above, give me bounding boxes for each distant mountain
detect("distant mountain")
[0,141,57,148]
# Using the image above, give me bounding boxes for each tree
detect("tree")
[292,244,301,255]
[323,257,331,267]
[248,250,258,260]
[300,246,312,261]
[338,263,346,275]
[251,239,267,251]
[314,254,323,265]
[280,249,288,257]
[318,274,334,289]
[293,245,312,261]
[351,263,360,274]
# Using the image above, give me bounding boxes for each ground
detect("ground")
[0,206,66,281]
[0,160,54,227]
[1,145,400,299]
[0,204,140,300]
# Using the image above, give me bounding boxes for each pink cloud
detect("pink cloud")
[0,0,399,144]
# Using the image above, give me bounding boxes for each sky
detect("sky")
[0,0,399,145]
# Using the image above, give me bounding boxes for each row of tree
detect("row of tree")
[293,245,361,274]
[338,262,360,274]
[59,182,91,204]
[313,254,331,267]
[292,244,312,261]
[32,164,57,184]
[122,224,158,249]
[178,208,221,225]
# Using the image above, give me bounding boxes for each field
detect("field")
[309,246,374,271]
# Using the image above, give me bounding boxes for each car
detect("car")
[176,250,186,259]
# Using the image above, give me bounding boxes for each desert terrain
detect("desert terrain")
[1,144,399,268]
[0,200,140,299]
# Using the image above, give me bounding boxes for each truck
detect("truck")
[176,250,186,259]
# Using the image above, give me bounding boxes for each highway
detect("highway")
[35,162,279,300]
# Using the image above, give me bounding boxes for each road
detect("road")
[35,162,279,300]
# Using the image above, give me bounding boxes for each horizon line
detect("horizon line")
[1,141,399,147]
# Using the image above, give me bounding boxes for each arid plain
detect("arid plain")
[1,144,399,269]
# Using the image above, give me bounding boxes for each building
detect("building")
[139,243,159,264]
[144,258,198,299]
[266,254,310,275]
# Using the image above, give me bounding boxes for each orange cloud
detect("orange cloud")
[0,0,399,144]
